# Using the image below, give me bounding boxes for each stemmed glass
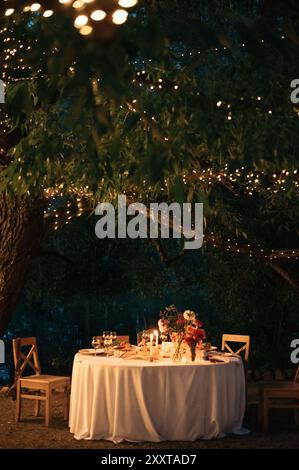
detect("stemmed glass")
[142,330,149,344]
[141,330,149,352]
[103,331,112,357]
[91,336,100,356]
[111,331,117,343]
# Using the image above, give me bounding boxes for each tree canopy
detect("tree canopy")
[0,0,299,332]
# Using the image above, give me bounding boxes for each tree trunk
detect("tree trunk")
[0,194,45,337]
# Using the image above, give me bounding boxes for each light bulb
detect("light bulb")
[90,10,106,21]
[43,10,54,17]
[74,15,88,28]
[30,3,41,12]
[118,0,138,7]
[112,9,128,25]
[72,0,84,8]
[80,25,93,35]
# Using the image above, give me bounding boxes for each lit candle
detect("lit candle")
[154,330,159,347]
[150,333,153,357]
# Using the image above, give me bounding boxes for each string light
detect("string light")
[112,9,128,25]
[2,0,138,37]
[42,185,299,261]
[90,10,106,21]
[118,0,138,7]
[43,10,54,17]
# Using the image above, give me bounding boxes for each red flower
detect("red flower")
[184,327,206,346]
[186,325,196,335]
[196,329,206,341]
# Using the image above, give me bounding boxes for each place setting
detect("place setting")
[77,307,237,365]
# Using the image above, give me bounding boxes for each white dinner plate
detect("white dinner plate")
[78,348,106,355]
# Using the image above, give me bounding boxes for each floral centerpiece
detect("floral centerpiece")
[158,305,206,361]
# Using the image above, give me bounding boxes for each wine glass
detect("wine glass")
[91,336,99,356]
[142,330,149,344]
[103,331,111,357]
[111,331,117,344]
[108,332,114,349]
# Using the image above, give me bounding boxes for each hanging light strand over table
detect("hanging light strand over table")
[1,0,138,36]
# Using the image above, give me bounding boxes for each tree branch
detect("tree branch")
[150,238,186,266]
[267,262,299,289]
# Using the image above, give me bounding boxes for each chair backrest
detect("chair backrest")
[117,335,130,344]
[294,365,299,383]
[221,334,250,362]
[12,337,41,381]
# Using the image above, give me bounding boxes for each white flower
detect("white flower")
[183,310,196,321]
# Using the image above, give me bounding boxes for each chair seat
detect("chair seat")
[247,382,299,406]
[260,381,299,406]
[268,398,299,408]
[259,381,299,390]
[20,375,69,386]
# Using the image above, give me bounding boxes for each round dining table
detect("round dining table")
[69,351,248,443]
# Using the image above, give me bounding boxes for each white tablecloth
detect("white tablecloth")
[69,353,247,443]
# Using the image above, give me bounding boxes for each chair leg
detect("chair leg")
[258,387,264,431]
[263,397,269,433]
[64,382,70,421]
[258,400,263,430]
[34,394,41,417]
[15,380,21,423]
[45,386,52,427]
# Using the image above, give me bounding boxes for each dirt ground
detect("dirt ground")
[0,394,298,449]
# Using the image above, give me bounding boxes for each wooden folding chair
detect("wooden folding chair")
[259,365,299,433]
[221,334,250,361]
[13,337,70,427]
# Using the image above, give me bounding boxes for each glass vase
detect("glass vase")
[171,341,183,362]
[190,346,196,362]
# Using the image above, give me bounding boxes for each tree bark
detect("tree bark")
[0,194,45,338]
